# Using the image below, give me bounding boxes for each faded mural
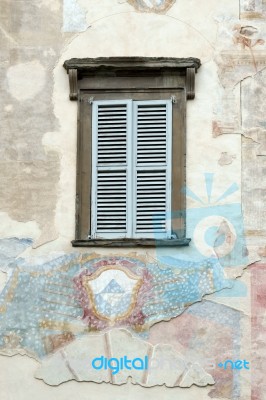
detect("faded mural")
[127,0,176,13]
[0,0,265,399]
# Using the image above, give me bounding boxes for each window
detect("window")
[63,57,201,246]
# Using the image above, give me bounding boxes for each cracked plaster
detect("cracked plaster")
[0,0,69,248]
[0,252,231,356]
[35,328,215,387]
[0,0,264,397]
[0,244,255,392]
[210,16,266,264]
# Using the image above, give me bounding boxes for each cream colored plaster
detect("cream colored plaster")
[4,105,13,112]
[0,354,214,400]
[21,238,156,262]
[60,12,212,60]
[6,61,46,101]
[187,61,241,207]
[80,0,134,23]
[51,6,241,253]
[0,212,40,241]
[81,0,239,48]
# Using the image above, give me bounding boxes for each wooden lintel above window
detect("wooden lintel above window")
[63,57,201,101]
[63,57,201,72]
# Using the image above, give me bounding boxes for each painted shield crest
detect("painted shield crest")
[82,266,142,321]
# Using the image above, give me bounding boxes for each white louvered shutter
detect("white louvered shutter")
[133,101,172,239]
[91,99,172,239]
[91,100,132,239]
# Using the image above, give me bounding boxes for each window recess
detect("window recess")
[63,57,201,247]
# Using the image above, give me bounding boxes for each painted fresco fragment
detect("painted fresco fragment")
[250,263,266,400]
[149,300,245,399]
[214,19,266,89]
[0,253,230,360]
[127,0,175,13]
[240,0,266,19]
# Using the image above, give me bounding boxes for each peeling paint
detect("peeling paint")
[0,237,33,272]
[0,0,65,247]
[240,0,266,19]
[242,137,266,243]
[214,19,266,88]
[149,300,244,399]
[243,128,266,155]
[0,213,40,241]
[250,263,266,399]
[0,254,230,361]
[63,0,88,32]
[32,224,59,249]
[35,328,215,387]
[218,151,236,166]
[0,0,264,396]
[218,152,237,165]
[242,68,266,132]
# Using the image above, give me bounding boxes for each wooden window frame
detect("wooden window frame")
[63,57,201,247]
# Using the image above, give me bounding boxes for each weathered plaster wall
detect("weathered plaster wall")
[0,0,66,248]
[0,0,265,399]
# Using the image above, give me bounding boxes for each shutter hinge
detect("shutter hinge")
[88,96,94,104]
[171,95,177,104]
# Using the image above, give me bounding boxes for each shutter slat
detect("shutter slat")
[138,133,168,137]
[137,128,166,132]
[98,130,127,133]
[137,107,167,111]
